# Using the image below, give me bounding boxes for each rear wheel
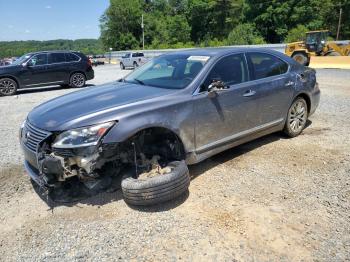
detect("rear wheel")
[69,73,86,88]
[120,63,125,70]
[292,52,309,66]
[0,78,17,96]
[283,97,308,137]
[133,61,138,68]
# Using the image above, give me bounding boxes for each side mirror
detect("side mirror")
[208,80,227,91]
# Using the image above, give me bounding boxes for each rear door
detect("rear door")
[245,52,294,125]
[47,52,69,82]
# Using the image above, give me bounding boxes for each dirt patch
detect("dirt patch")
[0,164,31,198]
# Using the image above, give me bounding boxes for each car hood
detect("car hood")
[0,64,21,73]
[28,82,178,131]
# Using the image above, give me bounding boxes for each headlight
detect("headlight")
[52,122,114,149]
[19,119,26,143]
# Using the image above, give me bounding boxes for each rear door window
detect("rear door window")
[247,52,289,80]
[65,53,80,62]
[49,53,66,64]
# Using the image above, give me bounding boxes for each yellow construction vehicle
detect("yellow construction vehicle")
[285,30,350,65]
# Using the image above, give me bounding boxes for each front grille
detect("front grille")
[22,121,51,152]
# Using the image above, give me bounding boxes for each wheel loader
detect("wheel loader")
[285,30,350,66]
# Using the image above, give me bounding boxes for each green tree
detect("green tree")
[284,25,309,43]
[226,23,265,45]
[100,0,143,50]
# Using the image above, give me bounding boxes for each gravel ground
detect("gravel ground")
[0,65,349,261]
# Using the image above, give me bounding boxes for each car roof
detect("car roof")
[27,50,80,56]
[164,47,283,57]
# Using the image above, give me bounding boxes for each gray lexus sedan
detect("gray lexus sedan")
[20,48,320,205]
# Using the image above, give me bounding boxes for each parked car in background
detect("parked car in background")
[0,51,94,96]
[91,58,105,67]
[0,58,13,67]
[120,52,147,70]
[20,48,320,206]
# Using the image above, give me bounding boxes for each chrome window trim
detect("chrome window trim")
[192,50,291,96]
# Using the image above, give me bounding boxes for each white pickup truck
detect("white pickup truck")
[120,52,147,70]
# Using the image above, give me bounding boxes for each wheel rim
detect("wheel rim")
[71,73,85,87]
[0,79,16,94]
[289,101,307,133]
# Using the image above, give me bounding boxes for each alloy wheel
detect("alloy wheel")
[289,100,307,133]
[71,73,85,88]
[0,79,17,96]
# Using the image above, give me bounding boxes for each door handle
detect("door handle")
[285,81,295,87]
[243,90,256,97]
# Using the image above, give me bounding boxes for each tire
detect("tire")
[120,63,125,70]
[133,61,138,68]
[292,52,309,66]
[283,97,308,138]
[69,72,86,88]
[121,161,190,206]
[0,78,17,96]
[326,51,341,56]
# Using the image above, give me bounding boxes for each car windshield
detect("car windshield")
[12,54,31,65]
[124,54,211,89]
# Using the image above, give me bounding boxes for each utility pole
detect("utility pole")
[141,14,145,50]
[336,7,342,41]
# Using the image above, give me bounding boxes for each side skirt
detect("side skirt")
[186,119,285,165]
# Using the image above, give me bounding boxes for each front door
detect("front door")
[193,53,260,152]
[21,54,50,86]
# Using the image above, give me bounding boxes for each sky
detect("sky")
[0,0,110,41]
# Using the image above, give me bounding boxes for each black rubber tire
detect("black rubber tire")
[133,61,138,68]
[121,161,190,206]
[69,72,86,88]
[292,52,309,66]
[283,97,308,138]
[120,63,125,70]
[0,77,18,96]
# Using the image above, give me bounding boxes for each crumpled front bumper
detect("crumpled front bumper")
[24,160,48,188]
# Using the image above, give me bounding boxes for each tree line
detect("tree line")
[100,0,350,50]
[0,39,104,58]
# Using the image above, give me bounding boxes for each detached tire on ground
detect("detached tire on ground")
[121,161,190,206]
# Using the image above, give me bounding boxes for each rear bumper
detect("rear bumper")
[86,68,94,80]
[310,83,321,116]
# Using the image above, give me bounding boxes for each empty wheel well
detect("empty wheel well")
[126,127,186,162]
[0,76,19,87]
[295,93,311,114]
